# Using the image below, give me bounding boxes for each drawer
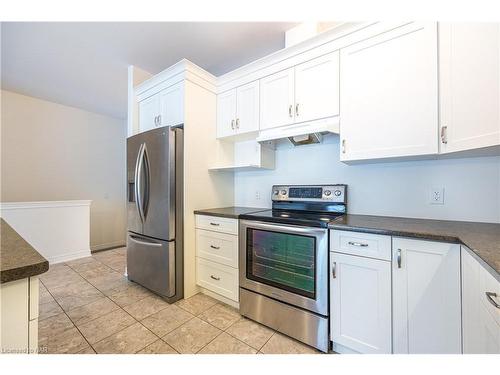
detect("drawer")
[196,229,238,268]
[196,257,239,302]
[480,265,500,326]
[330,230,392,261]
[195,215,238,235]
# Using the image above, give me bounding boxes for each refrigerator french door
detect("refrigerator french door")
[126,125,183,302]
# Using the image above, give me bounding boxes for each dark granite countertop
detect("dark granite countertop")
[194,206,267,219]
[329,214,500,279]
[1,219,49,284]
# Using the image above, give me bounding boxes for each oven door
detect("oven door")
[239,220,328,316]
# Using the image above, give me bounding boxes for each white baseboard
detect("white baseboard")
[91,241,126,252]
[49,249,91,264]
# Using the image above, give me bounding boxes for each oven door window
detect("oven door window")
[246,228,316,299]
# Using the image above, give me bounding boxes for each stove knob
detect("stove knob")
[273,190,279,195]
[281,190,287,195]
[334,190,342,197]
[324,190,332,196]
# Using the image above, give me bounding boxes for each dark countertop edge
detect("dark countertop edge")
[194,207,267,219]
[1,260,50,284]
[328,223,500,282]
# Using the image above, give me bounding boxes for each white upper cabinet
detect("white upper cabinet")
[138,82,184,134]
[236,81,260,134]
[138,94,161,133]
[259,53,340,131]
[259,68,295,130]
[439,23,500,154]
[159,82,184,128]
[295,51,340,123]
[392,238,461,354]
[340,22,439,162]
[217,81,259,138]
[217,89,237,138]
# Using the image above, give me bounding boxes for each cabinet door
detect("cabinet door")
[138,94,160,133]
[392,238,461,354]
[330,252,392,354]
[159,82,184,127]
[259,68,294,130]
[461,248,482,353]
[479,301,500,354]
[439,23,500,154]
[295,51,340,123]
[340,22,438,161]
[236,81,259,134]
[217,89,237,138]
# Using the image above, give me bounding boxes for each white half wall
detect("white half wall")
[1,90,127,250]
[234,135,500,224]
[0,201,91,264]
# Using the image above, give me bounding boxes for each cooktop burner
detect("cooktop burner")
[239,209,345,228]
[240,184,347,228]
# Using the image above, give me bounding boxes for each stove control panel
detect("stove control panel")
[271,185,346,203]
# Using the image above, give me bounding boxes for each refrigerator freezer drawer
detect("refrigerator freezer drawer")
[127,233,175,298]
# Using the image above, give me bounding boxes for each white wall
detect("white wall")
[235,135,500,223]
[1,90,127,250]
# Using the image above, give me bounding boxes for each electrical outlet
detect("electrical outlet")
[255,190,261,200]
[430,187,445,205]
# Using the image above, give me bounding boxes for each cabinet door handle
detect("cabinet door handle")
[210,245,220,250]
[295,103,299,117]
[210,275,220,281]
[441,126,448,144]
[341,139,346,154]
[157,115,161,126]
[397,249,402,268]
[153,116,158,126]
[332,262,337,279]
[348,241,368,247]
[486,292,500,309]
[209,222,220,226]
[231,119,235,130]
[236,118,240,129]
[288,104,293,118]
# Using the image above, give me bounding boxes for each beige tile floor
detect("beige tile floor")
[38,248,321,354]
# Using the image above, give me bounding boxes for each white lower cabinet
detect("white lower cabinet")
[330,251,392,354]
[0,276,39,354]
[462,247,500,354]
[392,238,461,353]
[195,215,239,305]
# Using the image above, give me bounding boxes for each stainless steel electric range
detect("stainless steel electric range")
[239,184,347,352]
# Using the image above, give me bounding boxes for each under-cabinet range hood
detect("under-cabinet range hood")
[256,117,339,146]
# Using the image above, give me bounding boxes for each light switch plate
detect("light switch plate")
[430,187,445,205]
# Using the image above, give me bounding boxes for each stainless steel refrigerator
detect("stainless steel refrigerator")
[126,125,183,303]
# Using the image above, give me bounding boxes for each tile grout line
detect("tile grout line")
[42,279,95,354]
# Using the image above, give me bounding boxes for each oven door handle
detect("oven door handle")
[239,220,328,236]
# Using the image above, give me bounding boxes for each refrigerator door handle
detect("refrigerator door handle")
[129,234,162,247]
[142,144,151,220]
[135,143,146,223]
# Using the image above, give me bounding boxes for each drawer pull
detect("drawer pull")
[486,292,500,309]
[209,222,220,226]
[210,275,220,281]
[210,245,220,250]
[348,241,368,247]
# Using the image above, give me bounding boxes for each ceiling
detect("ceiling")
[1,22,296,119]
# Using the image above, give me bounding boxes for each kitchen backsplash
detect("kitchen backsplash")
[234,135,500,223]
